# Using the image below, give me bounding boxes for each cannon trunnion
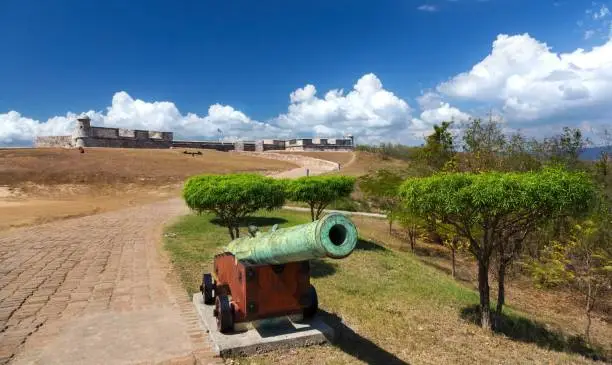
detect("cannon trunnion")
[200,213,358,333]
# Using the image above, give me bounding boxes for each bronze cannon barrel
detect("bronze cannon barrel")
[224,213,358,264]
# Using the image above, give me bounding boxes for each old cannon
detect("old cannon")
[200,213,358,333]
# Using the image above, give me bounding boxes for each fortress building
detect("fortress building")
[35,116,355,152]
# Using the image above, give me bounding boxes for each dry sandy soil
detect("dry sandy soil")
[331,151,407,176]
[274,151,355,165]
[275,151,410,177]
[0,148,297,230]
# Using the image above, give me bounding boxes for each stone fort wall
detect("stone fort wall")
[34,116,354,152]
[35,136,73,148]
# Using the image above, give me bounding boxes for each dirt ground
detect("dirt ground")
[275,151,355,165]
[0,148,297,231]
[0,148,295,186]
[331,151,407,176]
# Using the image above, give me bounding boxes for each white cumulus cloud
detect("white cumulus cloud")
[0,73,418,145]
[408,92,471,140]
[437,33,612,127]
[272,73,413,143]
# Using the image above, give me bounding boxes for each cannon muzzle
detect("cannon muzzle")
[224,213,358,264]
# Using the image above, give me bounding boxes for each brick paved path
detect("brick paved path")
[0,199,222,365]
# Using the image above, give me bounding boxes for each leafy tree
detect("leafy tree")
[558,127,587,165]
[568,218,612,344]
[443,235,467,279]
[461,117,507,172]
[355,143,423,161]
[594,129,611,190]
[399,168,596,330]
[529,215,612,343]
[421,121,455,170]
[503,131,542,172]
[397,211,425,252]
[359,169,405,233]
[183,174,285,239]
[285,175,356,221]
[595,151,610,180]
[531,127,588,169]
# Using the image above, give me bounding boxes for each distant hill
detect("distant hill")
[580,146,612,160]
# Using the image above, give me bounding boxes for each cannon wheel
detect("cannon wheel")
[215,295,234,333]
[201,273,215,305]
[303,285,318,319]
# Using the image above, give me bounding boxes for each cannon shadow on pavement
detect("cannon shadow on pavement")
[318,310,410,365]
[254,318,315,338]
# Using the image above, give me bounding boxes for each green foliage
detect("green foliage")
[284,175,356,221]
[355,143,422,161]
[182,173,285,239]
[396,210,426,252]
[360,169,413,233]
[531,127,588,169]
[462,117,506,154]
[399,168,595,227]
[327,196,360,212]
[502,132,543,172]
[528,217,612,342]
[359,169,403,210]
[399,168,597,329]
[460,117,507,172]
[595,151,610,180]
[527,240,575,288]
[421,121,455,170]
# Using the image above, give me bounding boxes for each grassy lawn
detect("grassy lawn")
[164,210,606,365]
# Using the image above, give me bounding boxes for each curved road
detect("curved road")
[0,153,342,365]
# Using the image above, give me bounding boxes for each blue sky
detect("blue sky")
[1,0,611,145]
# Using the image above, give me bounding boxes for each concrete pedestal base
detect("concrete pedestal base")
[192,293,334,357]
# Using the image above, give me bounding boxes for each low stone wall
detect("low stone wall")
[35,136,73,148]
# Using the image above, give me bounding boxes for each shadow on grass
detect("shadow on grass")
[356,238,387,251]
[209,216,288,228]
[417,258,473,283]
[318,310,410,365]
[310,259,338,278]
[460,305,608,362]
[412,245,450,259]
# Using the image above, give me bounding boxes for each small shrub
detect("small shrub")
[183,173,285,239]
[284,175,356,221]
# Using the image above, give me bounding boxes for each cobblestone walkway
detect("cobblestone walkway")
[0,199,222,365]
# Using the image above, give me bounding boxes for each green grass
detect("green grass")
[163,210,606,365]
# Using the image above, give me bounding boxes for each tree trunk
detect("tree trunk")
[227,225,235,240]
[495,261,506,329]
[234,226,240,239]
[478,260,492,330]
[408,225,416,252]
[585,281,592,344]
[388,219,393,234]
[451,247,456,279]
[309,204,315,222]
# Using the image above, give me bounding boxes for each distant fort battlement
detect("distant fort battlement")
[35,116,355,152]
